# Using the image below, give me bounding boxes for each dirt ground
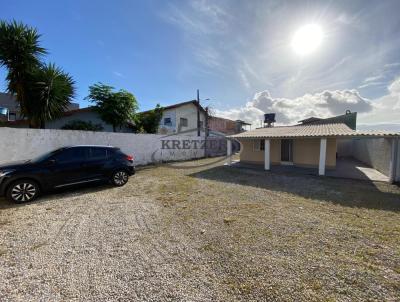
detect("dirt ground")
[0,157,399,301]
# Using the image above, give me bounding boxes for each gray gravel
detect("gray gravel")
[1,158,400,301]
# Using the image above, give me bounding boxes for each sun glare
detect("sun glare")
[291,24,323,56]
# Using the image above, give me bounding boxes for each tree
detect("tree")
[27,63,75,128]
[61,120,104,131]
[134,104,163,133]
[86,83,138,132]
[0,20,46,126]
[0,20,75,128]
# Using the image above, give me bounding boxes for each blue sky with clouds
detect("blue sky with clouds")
[1,0,400,128]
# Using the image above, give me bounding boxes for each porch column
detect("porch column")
[319,138,327,175]
[227,139,232,165]
[389,138,399,184]
[264,139,270,170]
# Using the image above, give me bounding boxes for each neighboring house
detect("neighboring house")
[0,92,79,122]
[208,116,251,136]
[156,100,207,135]
[228,122,399,182]
[2,106,134,133]
[298,110,357,130]
[45,107,134,133]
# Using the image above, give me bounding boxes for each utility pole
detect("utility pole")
[197,89,200,137]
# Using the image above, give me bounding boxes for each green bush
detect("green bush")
[61,120,104,131]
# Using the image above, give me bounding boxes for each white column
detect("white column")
[319,138,327,175]
[389,138,398,184]
[227,139,232,165]
[264,139,270,170]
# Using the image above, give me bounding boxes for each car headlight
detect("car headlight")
[0,170,15,177]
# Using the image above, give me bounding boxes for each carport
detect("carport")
[226,123,400,183]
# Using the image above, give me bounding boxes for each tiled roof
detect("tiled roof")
[228,123,400,139]
[139,100,206,114]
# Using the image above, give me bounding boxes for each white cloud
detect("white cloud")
[360,77,400,124]
[364,75,384,82]
[358,81,385,89]
[216,88,373,126]
[238,69,251,89]
[113,71,124,78]
[216,78,400,128]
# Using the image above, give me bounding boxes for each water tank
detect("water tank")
[264,113,276,123]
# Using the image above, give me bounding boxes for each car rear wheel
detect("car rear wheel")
[111,170,129,187]
[6,180,40,203]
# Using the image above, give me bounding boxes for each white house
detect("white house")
[156,100,207,136]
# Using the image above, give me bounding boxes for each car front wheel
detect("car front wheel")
[111,170,129,187]
[6,180,40,203]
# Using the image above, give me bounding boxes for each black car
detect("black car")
[0,145,135,203]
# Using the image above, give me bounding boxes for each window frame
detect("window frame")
[180,117,188,127]
[164,117,172,126]
[253,140,265,151]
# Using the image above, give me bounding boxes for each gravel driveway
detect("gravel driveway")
[1,158,399,301]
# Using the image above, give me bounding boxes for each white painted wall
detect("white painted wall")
[158,103,206,135]
[0,128,205,166]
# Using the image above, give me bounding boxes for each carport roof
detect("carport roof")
[228,123,400,139]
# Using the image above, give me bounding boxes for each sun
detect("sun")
[291,24,323,56]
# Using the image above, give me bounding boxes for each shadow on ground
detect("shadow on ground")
[0,181,113,209]
[189,165,400,212]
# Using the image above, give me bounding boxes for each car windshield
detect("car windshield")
[30,148,65,163]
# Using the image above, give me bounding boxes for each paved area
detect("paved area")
[0,157,399,301]
[327,157,389,182]
[230,157,389,182]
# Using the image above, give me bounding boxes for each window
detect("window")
[8,112,16,121]
[253,140,265,151]
[54,147,87,163]
[180,118,188,127]
[164,118,172,126]
[90,147,108,160]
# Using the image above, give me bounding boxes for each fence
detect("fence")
[337,137,399,181]
[0,128,222,165]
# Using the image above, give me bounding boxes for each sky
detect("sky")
[1,0,400,129]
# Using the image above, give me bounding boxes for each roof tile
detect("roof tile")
[229,123,400,139]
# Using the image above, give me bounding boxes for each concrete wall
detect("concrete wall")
[352,138,392,176]
[0,128,206,166]
[337,138,353,157]
[238,138,336,168]
[396,139,400,182]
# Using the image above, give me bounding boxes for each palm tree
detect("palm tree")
[27,63,75,128]
[0,21,75,128]
[0,20,47,126]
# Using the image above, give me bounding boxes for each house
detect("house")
[227,119,400,183]
[298,110,357,130]
[4,107,135,133]
[45,107,135,132]
[0,92,79,122]
[208,116,251,135]
[156,100,207,135]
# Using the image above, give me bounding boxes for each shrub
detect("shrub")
[61,120,104,131]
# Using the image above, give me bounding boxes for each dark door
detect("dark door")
[48,147,89,187]
[82,147,110,180]
[281,139,293,162]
